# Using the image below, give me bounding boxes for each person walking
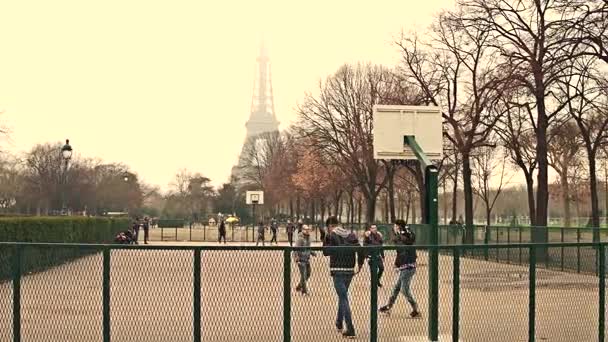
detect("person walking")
[379,219,420,318]
[218,219,227,244]
[270,219,278,244]
[363,224,385,287]
[142,217,150,244]
[256,221,266,246]
[286,220,295,246]
[323,216,365,339]
[294,225,316,295]
[132,218,141,244]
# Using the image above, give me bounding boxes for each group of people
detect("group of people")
[293,217,419,339]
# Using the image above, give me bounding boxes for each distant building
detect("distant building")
[231,43,280,183]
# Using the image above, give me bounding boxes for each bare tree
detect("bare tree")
[397,9,505,242]
[296,64,394,223]
[547,121,584,227]
[556,56,608,233]
[459,0,584,231]
[472,145,512,226]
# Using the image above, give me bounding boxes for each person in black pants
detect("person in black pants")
[270,219,278,244]
[286,220,295,246]
[363,224,385,287]
[218,219,227,244]
[142,217,150,244]
[323,216,365,339]
[132,218,141,244]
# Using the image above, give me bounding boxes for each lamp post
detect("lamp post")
[60,139,73,215]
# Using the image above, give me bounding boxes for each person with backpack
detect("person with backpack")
[379,219,420,318]
[218,219,227,244]
[270,219,278,245]
[132,218,141,244]
[286,219,295,246]
[363,224,385,287]
[294,225,316,295]
[323,216,365,339]
[255,221,266,246]
[142,217,150,244]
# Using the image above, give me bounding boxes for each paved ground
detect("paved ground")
[0,240,603,341]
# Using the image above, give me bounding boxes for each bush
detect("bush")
[157,219,184,228]
[0,217,129,281]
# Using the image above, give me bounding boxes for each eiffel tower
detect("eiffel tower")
[231,43,280,183]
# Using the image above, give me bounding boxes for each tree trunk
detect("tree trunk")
[535,95,550,229]
[296,195,301,219]
[358,197,362,226]
[412,196,417,224]
[523,170,537,226]
[588,150,600,242]
[405,196,411,223]
[320,198,326,224]
[349,191,354,226]
[388,170,396,222]
[289,198,294,218]
[451,154,459,223]
[560,172,571,227]
[384,194,395,223]
[312,199,316,224]
[462,154,475,244]
[443,180,448,225]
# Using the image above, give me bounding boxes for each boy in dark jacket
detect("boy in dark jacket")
[323,216,365,339]
[256,221,266,246]
[363,224,385,287]
[379,219,419,317]
[286,220,295,246]
[218,219,227,244]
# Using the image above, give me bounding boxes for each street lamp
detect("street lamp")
[60,139,73,215]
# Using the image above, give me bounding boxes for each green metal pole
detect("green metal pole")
[561,228,564,272]
[529,246,536,342]
[193,249,201,342]
[425,166,439,342]
[484,226,489,261]
[103,247,111,342]
[578,228,581,273]
[599,244,605,342]
[452,247,460,342]
[283,250,291,342]
[370,249,379,342]
[12,246,21,342]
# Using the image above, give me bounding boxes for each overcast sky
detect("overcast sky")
[0,0,456,189]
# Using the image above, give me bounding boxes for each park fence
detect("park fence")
[0,242,606,342]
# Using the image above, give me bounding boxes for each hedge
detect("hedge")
[0,217,129,281]
[157,219,185,228]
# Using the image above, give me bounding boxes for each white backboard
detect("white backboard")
[246,191,264,205]
[373,105,443,160]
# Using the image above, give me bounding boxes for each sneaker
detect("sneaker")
[378,283,383,288]
[295,285,302,292]
[379,305,391,314]
[336,323,343,333]
[342,331,356,339]
[410,310,421,318]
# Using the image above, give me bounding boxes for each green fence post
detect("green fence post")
[484,226,489,261]
[507,227,511,263]
[12,245,22,342]
[529,246,536,342]
[425,167,439,342]
[599,244,605,342]
[452,247,460,342]
[193,249,201,342]
[370,249,379,342]
[283,250,291,342]
[190,224,192,242]
[103,247,111,342]
[561,228,564,272]
[519,227,522,265]
[175,227,178,241]
[577,228,581,273]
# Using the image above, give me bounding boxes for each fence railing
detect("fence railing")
[0,242,606,341]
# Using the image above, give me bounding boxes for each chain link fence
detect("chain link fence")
[0,242,605,341]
